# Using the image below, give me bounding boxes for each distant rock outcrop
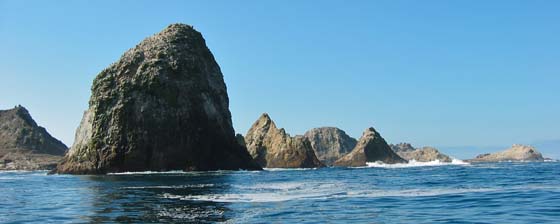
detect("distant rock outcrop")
[244,113,324,168]
[303,127,357,165]
[0,106,68,170]
[334,127,406,167]
[390,143,452,162]
[54,24,261,174]
[469,144,545,162]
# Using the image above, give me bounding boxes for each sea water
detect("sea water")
[1,162,559,223]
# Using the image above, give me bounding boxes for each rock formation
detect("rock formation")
[54,24,261,174]
[390,143,452,162]
[469,144,545,162]
[334,127,406,167]
[0,106,68,170]
[303,127,357,165]
[389,143,415,152]
[244,113,324,168]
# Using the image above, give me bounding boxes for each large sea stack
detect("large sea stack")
[244,113,324,168]
[468,144,545,162]
[54,24,261,174]
[0,106,68,170]
[303,127,357,165]
[334,127,406,167]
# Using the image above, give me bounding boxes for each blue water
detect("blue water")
[1,162,559,223]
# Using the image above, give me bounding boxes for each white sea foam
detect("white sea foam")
[161,184,500,203]
[364,159,469,168]
[162,181,345,203]
[107,170,189,175]
[263,167,318,171]
[121,184,214,189]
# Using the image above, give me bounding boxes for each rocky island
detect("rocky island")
[468,144,545,162]
[243,113,324,168]
[390,143,453,162]
[334,127,407,167]
[53,24,261,174]
[303,127,357,166]
[0,106,68,170]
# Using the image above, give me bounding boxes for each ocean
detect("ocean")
[1,161,559,223]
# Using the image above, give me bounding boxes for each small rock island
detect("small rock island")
[390,143,453,162]
[469,144,545,162]
[334,127,407,167]
[0,106,68,170]
[303,127,357,166]
[242,113,324,168]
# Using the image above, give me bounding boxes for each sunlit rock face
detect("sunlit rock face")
[244,113,324,168]
[303,127,356,166]
[334,127,407,167]
[469,144,544,162]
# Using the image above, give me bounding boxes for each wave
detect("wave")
[121,184,215,189]
[161,186,496,203]
[107,170,189,175]
[0,170,50,173]
[263,167,318,172]
[364,159,469,168]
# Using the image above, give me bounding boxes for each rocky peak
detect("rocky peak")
[244,113,324,168]
[303,127,357,165]
[0,106,68,170]
[0,106,67,155]
[334,127,406,167]
[54,23,260,174]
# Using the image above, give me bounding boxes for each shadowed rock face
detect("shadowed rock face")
[0,106,68,170]
[54,24,260,174]
[304,127,357,165]
[244,113,324,168]
[334,127,406,167]
[469,144,544,162]
[390,143,452,162]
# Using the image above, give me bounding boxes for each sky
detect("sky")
[1,0,559,159]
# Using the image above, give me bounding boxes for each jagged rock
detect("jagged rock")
[389,143,415,152]
[0,106,67,170]
[303,127,357,165]
[53,24,261,174]
[390,143,452,162]
[334,127,406,167]
[244,113,324,168]
[468,144,544,162]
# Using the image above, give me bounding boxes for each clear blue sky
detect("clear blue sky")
[1,0,559,159]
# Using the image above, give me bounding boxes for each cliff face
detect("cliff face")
[54,24,260,174]
[469,144,544,162]
[303,127,356,165]
[334,127,406,167]
[244,113,324,168]
[0,106,68,170]
[390,143,452,162]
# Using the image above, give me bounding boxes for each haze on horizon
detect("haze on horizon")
[0,0,558,159]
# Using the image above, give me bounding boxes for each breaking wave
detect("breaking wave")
[365,159,469,168]
[161,185,498,203]
[107,170,189,175]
